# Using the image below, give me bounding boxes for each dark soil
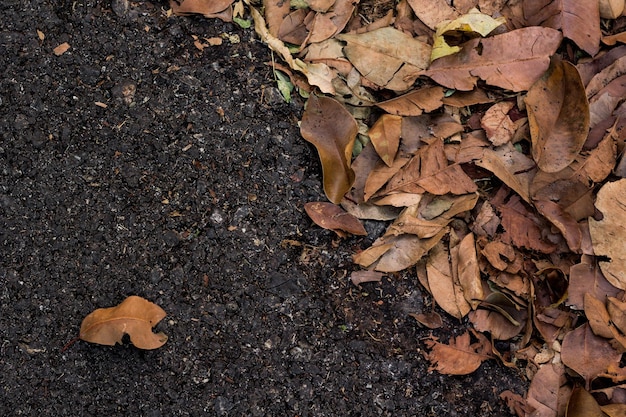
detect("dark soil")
[0,1,526,415]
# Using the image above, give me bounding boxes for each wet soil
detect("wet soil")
[0,1,526,415]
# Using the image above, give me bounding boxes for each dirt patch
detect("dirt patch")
[0,1,525,415]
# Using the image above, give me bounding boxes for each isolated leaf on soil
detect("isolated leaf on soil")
[409,311,443,329]
[304,201,367,237]
[170,0,234,20]
[350,270,384,285]
[526,58,589,173]
[424,329,493,375]
[337,27,431,91]
[79,295,168,350]
[523,0,600,56]
[300,95,357,204]
[588,179,626,290]
[368,114,401,167]
[424,27,562,91]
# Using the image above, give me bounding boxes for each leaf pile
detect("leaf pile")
[170,0,626,414]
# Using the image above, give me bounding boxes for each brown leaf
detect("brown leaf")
[350,270,384,285]
[79,296,168,350]
[456,233,483,309]
[588,179,626,290]
[424,329,493,375]
[427,242,472,319]
[589,75,626,128]
[526,363,571,417]
[368,114,401,167]
[376,86,444,116]
[424,27,562,91]
[493,188,558,253]
[476,143,536,203]
[337,27,431,91]
[278,8,309,45]
[170,0,234,20]
[602,403,626,417]
[409,311,443,329]
[305,202,367,237]
[608,297,626,335]
[567,255,622,310]
[375,228,447,272]
[406,0,460,29]
[263,0,290,37]
[53,42,70,56]
[566,387,605,417]
[441,89,493,107]
[584,293,614,339]
[561,323,623,389]
[300,95,357,203]
[523,0,600,56]
[526,58,590,173]
[383,139,478,196]
[480,101,516,146]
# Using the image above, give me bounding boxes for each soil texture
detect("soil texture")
[0,1,526,415]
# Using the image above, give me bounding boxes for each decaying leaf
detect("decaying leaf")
[424,329,494,375]
[526,363,571,417]
[424,27,562,91]
[427,241,472,319]
[79,296,168,350]
[376,86,444,116]
[567,255,622,310]
[588,179,626,290]
[337,27,431,91]
[300,95,358,204]
[481,101,516,146]
[304,201,367,237]
[525,58,590,173]
[561,323,623,389]
[523,0,600,56]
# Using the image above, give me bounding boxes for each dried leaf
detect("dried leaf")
[523,0,600,56]
[368,114,401,167]
[561,323,623,389]
[53,42,70,56]
[407,0,460,30]
[375,228,447,272]
[300,95,358,203]
[470,292,527,340]
[409,311,443,329]
[481,102,516,146]
[567,255,622,310]
[526,363,571,417]
[424,329,493,375]
[305,202,367,236]
[170,0,234,20]
[79,296,168,350]
[424,27,562,91]
[476,143,536,203]
[427,242,472,319]
[584,293,614,339]
[350,270,384,285]
[337,27,431,91]
[526,58,590,173]
[383,139,478,196]
[457,233,483,309]
[263,0,290,37]
[376,87,444,116]
[566,386,605,417]
[588,179,626,290]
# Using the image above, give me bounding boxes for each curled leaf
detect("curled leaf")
[305,201,367,237]
[79,296,168,350]
[526,58,590,173]
[300,95,358,203]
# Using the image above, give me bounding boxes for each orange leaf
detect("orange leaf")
[424,329,493,375]
[526,58,590,173]
[300,95,357,204]
[368,114,401,167]
[170,0,234,20]
[79,296,168,350]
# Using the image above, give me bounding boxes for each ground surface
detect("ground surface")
[0,1,525,415]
